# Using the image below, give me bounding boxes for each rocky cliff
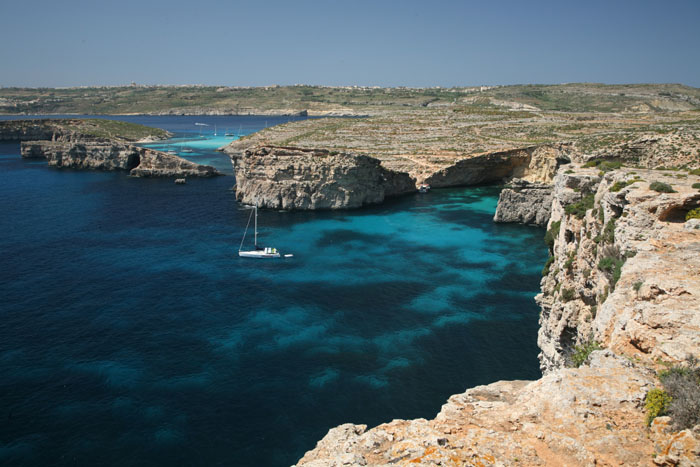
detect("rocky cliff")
[230,146,415,209]
[22,141,220,178]
[296,164,700,466]
[537,166,700,373]
[493,179,553,226]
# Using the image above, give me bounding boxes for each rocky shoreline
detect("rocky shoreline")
[295,161,700,465]
[21,140,221,178]
[2,119,221,178]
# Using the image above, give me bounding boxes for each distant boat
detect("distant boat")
[180,134,193,153]
[225,128,235,137]
[195,122,208,138]
[418,183,431,193]
[238,204,287,259]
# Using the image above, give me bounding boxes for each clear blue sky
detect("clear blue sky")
[1,0,699,88]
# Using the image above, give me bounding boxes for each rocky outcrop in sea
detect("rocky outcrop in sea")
[21,140,220,178]
[230,146,415,209]
[3,119,219,178]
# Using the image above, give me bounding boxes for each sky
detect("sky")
[1,0,699,88]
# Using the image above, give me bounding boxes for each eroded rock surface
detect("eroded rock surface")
[231,146,415,209]
[537,166,700,372]
[493,179,553,226]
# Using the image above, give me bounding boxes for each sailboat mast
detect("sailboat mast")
[254,205,258,248]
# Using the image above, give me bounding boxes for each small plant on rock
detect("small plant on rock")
[544,220,561,252]
[649,181,676,193]
[686,208,700,221]
[645,388,672,426]
[610,180,636,192]
[565,193,595,219]
[570,339,601,367]
[561,287,576,302]
[658,357,700,430]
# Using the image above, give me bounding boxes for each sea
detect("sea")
[0,115,546,466]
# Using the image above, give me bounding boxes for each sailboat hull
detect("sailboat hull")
[238,250,281,259]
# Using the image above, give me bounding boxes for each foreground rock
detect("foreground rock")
[21,140,220,178]
[298,352,657,466]
[231,146,415,209]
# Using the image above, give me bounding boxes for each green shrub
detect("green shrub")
[633,281,643,292]
[610,180,636,192]
[598,256,616,272]
[599,160,622,172]
[686,208,700,221]
[542,255,555,276]
[645,388,672,426]
[565,193,595,219]
[692,182,700,189]
[659,358,700,430]
[650,181,676,193]
[564,252,576,273]
[561,287,576,302]
[570,339,601,367]
[583,159,621,172]
[598,255,625,289]
[544,220,561,251]
[689,168,700,176]
[603,219,615,244]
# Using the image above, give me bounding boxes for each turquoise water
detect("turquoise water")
[0,116,546,466]
[141,134,241,174]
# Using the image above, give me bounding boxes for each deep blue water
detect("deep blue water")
[0,116,546,466]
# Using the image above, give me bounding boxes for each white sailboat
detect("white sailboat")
[238,204,285,258]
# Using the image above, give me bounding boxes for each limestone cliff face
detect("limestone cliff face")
[493,179,553,226]
[296,164,700,466]
[21,141,220,178]
[231,146,415,210]
[537,166,700,373]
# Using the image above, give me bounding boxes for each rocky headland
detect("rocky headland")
[295,157,700,464]
[21,140,220,177]
[230,146,414,209]
[2,119,221,178]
